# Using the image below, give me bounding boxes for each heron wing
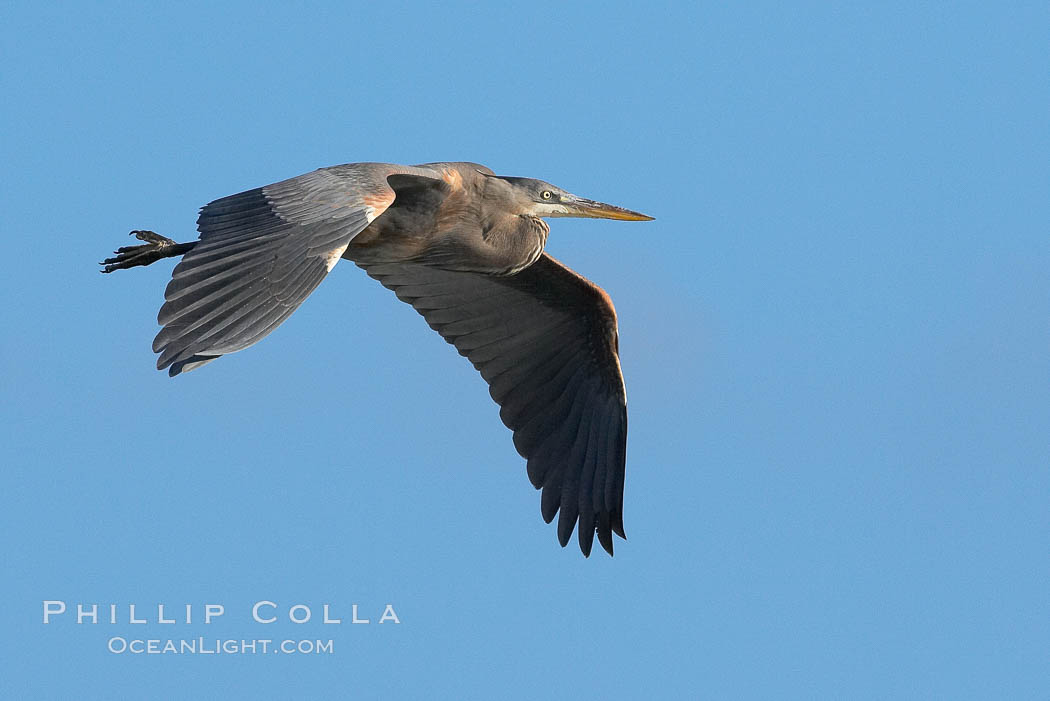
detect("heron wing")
[153,164,442,375]
[357,253,628,556]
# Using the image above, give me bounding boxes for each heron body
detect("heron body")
[102,161,653,556]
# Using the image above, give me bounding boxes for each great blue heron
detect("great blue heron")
[102,162,653,556]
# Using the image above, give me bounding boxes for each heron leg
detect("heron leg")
[100,230,196,273]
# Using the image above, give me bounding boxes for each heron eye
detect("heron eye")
[541,190,553,200]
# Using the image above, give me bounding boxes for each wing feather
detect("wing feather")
[152,164,441,375]
[357,253,628,555]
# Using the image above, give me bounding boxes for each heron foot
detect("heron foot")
[100,230,186,273]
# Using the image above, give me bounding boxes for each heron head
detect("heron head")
[487,174,654,222]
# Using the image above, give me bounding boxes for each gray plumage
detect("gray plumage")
[101,161,653,556]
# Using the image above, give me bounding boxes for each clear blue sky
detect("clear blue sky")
[3,2,1048,698]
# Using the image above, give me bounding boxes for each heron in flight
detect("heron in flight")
[102,162,653,556]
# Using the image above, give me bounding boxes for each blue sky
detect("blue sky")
[2,2,1048,698]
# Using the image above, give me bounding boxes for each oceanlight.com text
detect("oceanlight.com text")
[107,637,334,655]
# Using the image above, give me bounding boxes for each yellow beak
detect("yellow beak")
[564,195,655,221]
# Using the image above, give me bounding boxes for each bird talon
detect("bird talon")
[129,230,176,246]
[100,230,188,272]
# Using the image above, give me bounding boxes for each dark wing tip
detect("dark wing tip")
[596,510,614,556]
[165,354,221,376]
[558,514,577,549]
[612,510,626,539]
[578,521,596,557]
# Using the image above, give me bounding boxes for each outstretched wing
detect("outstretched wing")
[357,253,628,556]
[153,164,441,375]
